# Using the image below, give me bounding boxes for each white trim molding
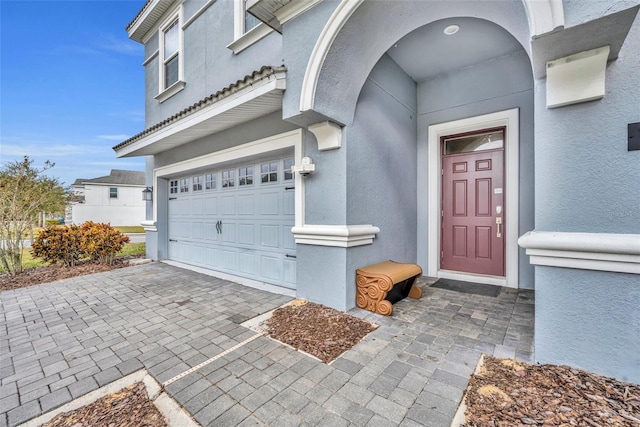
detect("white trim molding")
[300,0,562,112]
[427,108,520,288]
[522,0,564,36]
[308,121,342,151]
[292,225,380,247]
[154,80,186,103]
[300,0,364,112]
[518,231,640,274]
[226,23,272,54]
[141,220,158,232]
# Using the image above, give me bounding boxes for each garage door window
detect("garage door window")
[192,176,203,192]
[205,173,216,190]
[261,162,278,183]
[222,170,235,188]
[180,178,189,193]
[239,166,253,186]
[170,180,178,194]
[284,158,294,181]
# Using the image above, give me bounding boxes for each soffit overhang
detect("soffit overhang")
[531,5,639,79]
[113,66,287,158]
[127,0,174,43]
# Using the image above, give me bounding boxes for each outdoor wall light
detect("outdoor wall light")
[291,156,316,177]
[142,186,153,201]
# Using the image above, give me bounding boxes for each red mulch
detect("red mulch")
[464,356,640,426]
[0,257,140,292]
[42,382,167,427]
[266,301,378,363]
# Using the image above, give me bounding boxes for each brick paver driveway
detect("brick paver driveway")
[1,263,534,426]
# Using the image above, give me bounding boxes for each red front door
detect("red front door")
[441,131,505,276]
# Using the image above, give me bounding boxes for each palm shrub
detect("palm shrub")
[31,225,84,267]
[80,222,130,265]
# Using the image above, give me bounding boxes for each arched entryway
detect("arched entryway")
[308,3,537,289]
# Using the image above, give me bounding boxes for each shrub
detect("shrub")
[31,225,84,267]
[80,222,130,265]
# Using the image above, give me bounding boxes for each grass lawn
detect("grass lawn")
[113,226,145,233]
[0,243,146,273]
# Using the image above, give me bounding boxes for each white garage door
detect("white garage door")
[168,155,296,289]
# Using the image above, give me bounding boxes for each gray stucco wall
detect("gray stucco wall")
[530,5,639,383]
[345,54,418,301]
[533,15,640,234]
[535,266,640,383]
[416,49,536,288]
[307,0,531,127]
[143,0,283,127]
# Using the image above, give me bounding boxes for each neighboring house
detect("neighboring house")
[113,0,640,383]
[69,170,146,226]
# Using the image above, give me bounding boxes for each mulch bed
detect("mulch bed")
[464,356,640,426]
[42,382,167,427]
[266,301,378,363]
[0,257,140,292]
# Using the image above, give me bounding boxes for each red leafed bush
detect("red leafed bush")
[31,225,84,267]
[80,222,129,265]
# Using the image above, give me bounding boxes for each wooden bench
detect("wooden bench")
[355,260,422,316]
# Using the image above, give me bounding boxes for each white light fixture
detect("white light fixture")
[444,25,460,35]
[291,157,316,177]
[142,187,153,201]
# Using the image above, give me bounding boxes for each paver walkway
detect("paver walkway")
[1,263,534,426]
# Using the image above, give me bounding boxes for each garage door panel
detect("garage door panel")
[237,194,254,215]
[221,222,236,243]
[260,254,282,281]
[283,191,295,215]
[222,195,236,215]
[260,224,280,248]
[283,258,296,289]
[192,221,205,240]
[237,224,255,245]
[238,250,256,276]
[260,192,280,215]
[204,196,218,215]
[192,198,204,215]
[204,222,218,241]
[221,248,236,271]
[283,226,296,250]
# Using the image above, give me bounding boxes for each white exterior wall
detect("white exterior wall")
[72,184,145,226]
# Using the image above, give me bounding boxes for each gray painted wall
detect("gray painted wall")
[533,13,640,234]
[142,0,283,127]
[417,50,535,288]
[535,266,640,383]
[345,54,418,303]
[305,0,531,127]
[529,5,640,383]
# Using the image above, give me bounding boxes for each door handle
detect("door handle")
[219,221,222,233]
[496,217,502,238]
[215,221,221,234]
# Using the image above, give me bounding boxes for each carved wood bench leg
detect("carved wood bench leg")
[409,283,422,299]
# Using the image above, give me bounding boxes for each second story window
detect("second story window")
[109,187,118,199]
[155,8,185,102]
[162,19,180,89]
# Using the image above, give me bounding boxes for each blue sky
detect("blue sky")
[1,0,146,187]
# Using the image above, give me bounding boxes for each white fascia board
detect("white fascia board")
[276,0,322,24]
[518,231,640,274]
[292,224,380,247]
[115,73,285,158]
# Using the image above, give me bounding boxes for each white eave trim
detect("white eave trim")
[226,23,272,54]
[292,224,380,248]
[518,231,640,274]
[115,69,286,158]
